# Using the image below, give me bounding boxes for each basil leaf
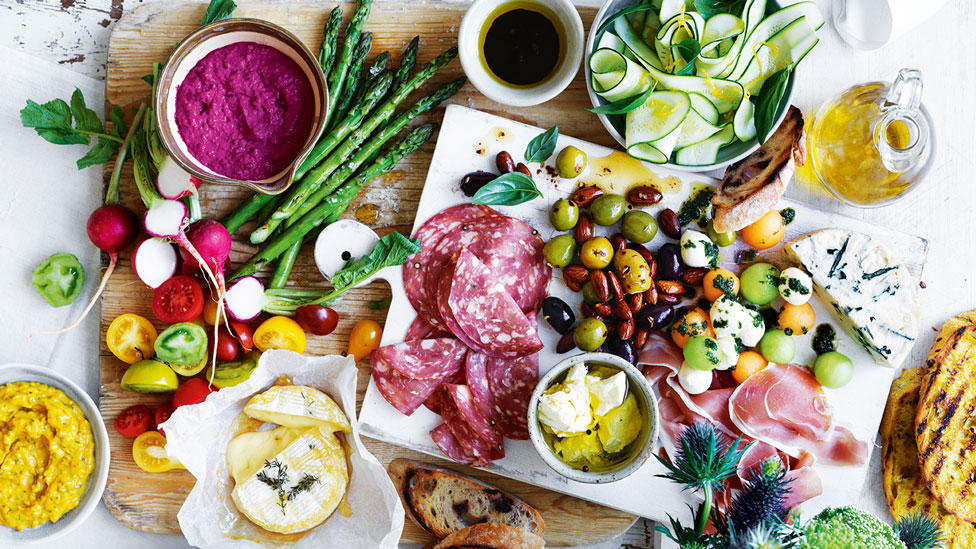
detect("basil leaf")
[754,69,791,144]
[596,4,660,36]
[524,125,558,163]
[202,0,236,25]
[693,0,745,19]
[330,231,421,294]
[471,172,543,206]
[588,85,656,115]
[366,297,391,310]
[673,38,701,63]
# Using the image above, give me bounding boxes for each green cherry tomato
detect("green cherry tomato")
[549,198,580,231]
[555,146,588,178]
[683,335,725,371]
[621,210,658,244]
[589,194,627,226]
[120,359,179,394]
[573,318,608,352]
[543,234,577,269]
[706,220,736,247]
[154,322,209,366]
[740,263,781,305]
[813,351,854,388]
[206,351,262,389]
[31,252,85,307]
[758,329,795,364]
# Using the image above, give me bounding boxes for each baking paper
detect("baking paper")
[163,350,404,549]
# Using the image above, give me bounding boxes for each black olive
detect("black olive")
[656,243,684,280]
[459,171,498,197]
[605,337,637,365]
[636,303,674,330]
[542,296,576,335]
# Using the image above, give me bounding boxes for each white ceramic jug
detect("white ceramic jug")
[832,0,949,50]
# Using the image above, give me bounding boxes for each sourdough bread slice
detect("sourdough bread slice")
[711,105,805,233]
[428,523,546,549]
[389,458,545,539]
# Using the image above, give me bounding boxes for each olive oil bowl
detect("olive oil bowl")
[459,0,584,107]
[0,364,109,545]
[527,353,659,484]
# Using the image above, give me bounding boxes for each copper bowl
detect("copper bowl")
[154,19,328,195]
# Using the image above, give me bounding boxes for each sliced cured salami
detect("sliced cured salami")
[464,351,497,426]
[423,214,550,324]
[404,316,452,341]
[423,368,465,415]
[403,204,498,326]
[447,383,503,449]
[440,385,503,462]
[374,338,467,380]
[371,354,443,416]
[436,251,495,354]
[430,423,486,467]
[487,354,539,440]
[449,248,543,358]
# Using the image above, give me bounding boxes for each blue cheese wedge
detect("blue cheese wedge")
[785,229,919,368]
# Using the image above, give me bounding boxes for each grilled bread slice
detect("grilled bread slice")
[389,459,545,539]
[711,105,805,233]
[428,523,546,549]
[916,312,976,522]
[881,368,976,548]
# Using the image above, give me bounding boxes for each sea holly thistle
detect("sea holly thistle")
[895,512,943,549]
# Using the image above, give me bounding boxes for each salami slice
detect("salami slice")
[370,354,443,416]
[374,338,466,380]
[464,351,497,426]
[403,204,498,326]
[423,368,465,415]
[449,248,543,358]
[487,354,539,440]
[436,251,493,354]
[447,383,503,449]
[430,423,486,467]
[404,316,451,341]
[440,384,504,462]
[423,214,550,325]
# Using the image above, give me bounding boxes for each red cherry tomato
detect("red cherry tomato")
[173,378,217,409]
[208,326,240,362]
[154,401,174,437]
[114,404,152,438]
[229,321,255,352]
[295,305,339,336]
[152,276,204,324]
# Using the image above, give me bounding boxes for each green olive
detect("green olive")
[555,145,588,179]
[589,194,627,226]
[549,198,580,231]
[579,237,614,270]
[706,220,736,247]
[620,210,658,244]
[573,317,608,351]
[612,249,652,294]
[581,281,599,304]
[543,234,577,269]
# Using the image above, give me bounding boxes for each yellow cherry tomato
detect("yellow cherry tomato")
[253,316,306,354]
[741,210,785,250]
[733,351,768,384]
[107,313,157,364]
[348,319,382,361]
[203,297,223,325]
[670,307,713,349]
[702,269,740,302]
[778,302,816,336]
[132,431,184,473]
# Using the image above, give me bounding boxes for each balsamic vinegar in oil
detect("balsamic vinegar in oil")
[479,2,566,88]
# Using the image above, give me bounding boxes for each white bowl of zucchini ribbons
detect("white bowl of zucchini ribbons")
[585,0,824,170]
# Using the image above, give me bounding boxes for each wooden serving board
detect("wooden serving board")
[99,0,640,545]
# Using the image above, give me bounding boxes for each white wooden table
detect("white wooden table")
[3,0,974,547]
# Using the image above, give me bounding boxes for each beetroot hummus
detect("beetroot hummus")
[175,41,314,180]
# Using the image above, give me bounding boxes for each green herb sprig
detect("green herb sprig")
[201,0,236,25]
[753,69,791,144]
[588,85,656,115]
[20,89,126,170]
[524,125,558,163]
[673,39,702,76]
[471,172,543,206]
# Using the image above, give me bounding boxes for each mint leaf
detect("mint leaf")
[202,0,236,25]
[471,172,542,206]
[524,125,558,163]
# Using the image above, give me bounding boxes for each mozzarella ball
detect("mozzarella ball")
[739,307,766,347]
[778,267,813,306]
[679,230,717,268]
[678,361,714,394]
[710,295,748,338]
[715,335,741,370]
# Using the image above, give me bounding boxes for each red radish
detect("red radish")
[132,238,177,288]
[156,156,200,200]
[143,199,189,239]
[223,276,266,322]
[47,204,138,334]
[180,219,233,374]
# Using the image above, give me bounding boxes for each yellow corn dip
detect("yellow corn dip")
[0,381,94,531]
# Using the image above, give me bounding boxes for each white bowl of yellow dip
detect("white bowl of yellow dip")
[0,364,109,545]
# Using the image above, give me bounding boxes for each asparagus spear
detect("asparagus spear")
[350,51,390,110]
[230,124,435,280]
[221,193,274,234]
[329,32,373,132]
[318,7,343,79]
[323,0,373,128]
[256,46,458,242]
[391,36,420,94]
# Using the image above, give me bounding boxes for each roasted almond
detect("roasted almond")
[610,233,627,253]
[612,299,633,322]
[627,185,663,205]
[644,285,658,305]
[607,271,625,301]
[556,333,576,354]
[657,279,685,295]
[629,243,655,264]
[593,302,612,318]
[659,292,680,305]
[581,302,596,318]
[565,277,582,293]
[628,292,643,313]
[563,264,589,284]
[571,185,604,207]
[659,208,681,239]
[574,214,594,243]
[634,328,649,349]
[682,267,708,286]
[618,319,635,340]
[495,151,515,174]
[590,270,610,303]
[516,162,532,178]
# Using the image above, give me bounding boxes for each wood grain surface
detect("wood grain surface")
[100,0,639,545]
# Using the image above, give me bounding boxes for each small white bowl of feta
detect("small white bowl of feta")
[527,352,659,483]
